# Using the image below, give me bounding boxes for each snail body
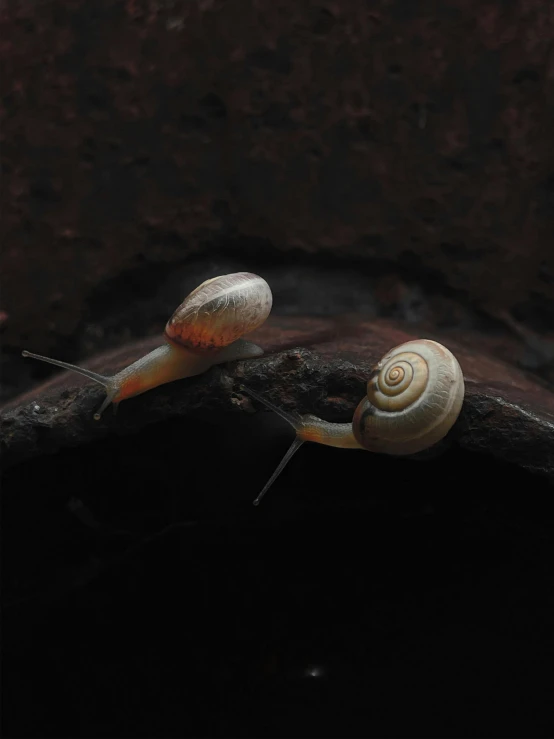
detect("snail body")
[242,339,465,505]
[22,272,272,420]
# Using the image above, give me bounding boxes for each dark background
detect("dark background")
[2,0,554,398]
[2,1,554,737]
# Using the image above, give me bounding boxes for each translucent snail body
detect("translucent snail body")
[22,272,272,420]
[242,339,465,505]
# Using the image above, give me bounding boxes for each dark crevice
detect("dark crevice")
[2,413,554,737]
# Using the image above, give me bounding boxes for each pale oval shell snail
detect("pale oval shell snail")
[23,272,272,420]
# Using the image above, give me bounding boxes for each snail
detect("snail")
[242,339,465,505]
[22,272,272,420]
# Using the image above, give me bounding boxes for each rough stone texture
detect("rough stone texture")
[2,0,554,368]
[3,255,554,407]
[3,317,554,481]
[4,315,554,738]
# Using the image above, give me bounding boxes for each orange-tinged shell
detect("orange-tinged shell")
[352,339,465,455]
[164,272,272,353]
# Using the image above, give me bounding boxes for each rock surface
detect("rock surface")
[4,316,554,739]
[3,316,554,481]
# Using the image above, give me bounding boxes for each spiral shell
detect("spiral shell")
[164,272,272,353]
[352,339,464,455]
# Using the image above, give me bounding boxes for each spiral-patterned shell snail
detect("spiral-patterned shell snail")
[241,339,465,505]
[22,272,272,420]
[352,339,465,456]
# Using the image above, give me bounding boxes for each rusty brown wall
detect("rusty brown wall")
[2,0,554,354]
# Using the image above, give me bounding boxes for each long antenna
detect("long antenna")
[241,384,305,505]
[252,437,305,506]
[22,350,109,387]
[240,384,301,429]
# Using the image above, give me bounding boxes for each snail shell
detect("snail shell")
[352,339,465,456]
[164,272,273,353]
